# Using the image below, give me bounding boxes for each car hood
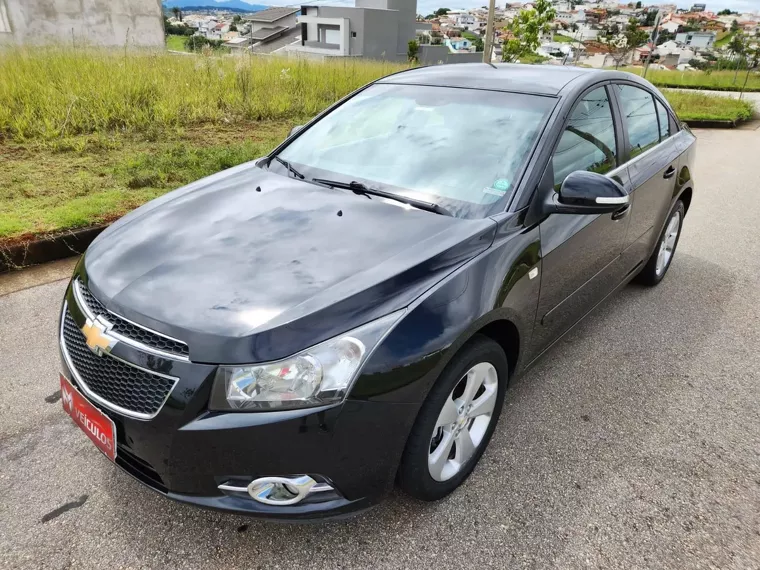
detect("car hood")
[82,163,496,364]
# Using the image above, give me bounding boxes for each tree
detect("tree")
[601,18,647,69]
[233,15,242,23]
[501,0,556,62]
[407,39,420,63]
[435,8,450,16]
[740,43,760,96]
[718,9,736,16]
[728,32,747,83]
[656,30,674,45]
[474,37,484,52]
[229,23,237,32]
[184,35,226,52]
[730,19,739,33]
[171,7,182,22]
[635,1,642,7]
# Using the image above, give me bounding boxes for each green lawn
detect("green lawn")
[462,31,479,41]
[165,34,189,51]
[553,34,575,43]
[664,89,754,122]
[620,67,760,92]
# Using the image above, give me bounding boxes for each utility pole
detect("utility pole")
[643,9,662,79]
[483,0,496,63]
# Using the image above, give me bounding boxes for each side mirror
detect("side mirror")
[289,125,304,137]
[549,170,630,215]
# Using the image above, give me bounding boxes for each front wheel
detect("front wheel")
[636,200,685,286]
[397,335,508,501]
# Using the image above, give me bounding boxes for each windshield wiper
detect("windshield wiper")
[312,178,451,216]
[268,155,305,180]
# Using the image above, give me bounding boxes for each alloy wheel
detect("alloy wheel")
[428,362,498,482]
[655,211,681,276]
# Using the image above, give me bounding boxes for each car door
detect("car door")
[611,83,684,271]
[530,84,633,356]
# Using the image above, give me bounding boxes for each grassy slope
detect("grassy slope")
[0,123,289,240]
[553,34,575,43]
[0,48,753,243]
[714,30,735,48]
[621,67,760,92]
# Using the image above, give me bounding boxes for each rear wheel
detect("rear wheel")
[636,200,685,286]
[397,335,508,501]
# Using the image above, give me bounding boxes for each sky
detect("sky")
[230,0,760,16]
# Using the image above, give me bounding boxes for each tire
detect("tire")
[635,200,685,286]
[397,334,509,501]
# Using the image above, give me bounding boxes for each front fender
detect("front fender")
[349,212,541,405]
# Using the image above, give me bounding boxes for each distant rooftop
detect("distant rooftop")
[245,7,299,23]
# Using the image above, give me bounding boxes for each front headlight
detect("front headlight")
[209,311,403,411]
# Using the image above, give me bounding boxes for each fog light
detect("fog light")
[218,475,334,506]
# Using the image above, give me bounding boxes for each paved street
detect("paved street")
[1,127,759,569]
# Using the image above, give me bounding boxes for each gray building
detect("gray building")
[288,0,481,64]
[244,6,299,44]
[675,31,715,49]
[0,0,164,47]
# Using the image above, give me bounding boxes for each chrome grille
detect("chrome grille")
[75,279,189,358]
[61,309,177,419]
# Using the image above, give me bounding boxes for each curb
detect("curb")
[683,119,743,128]
[0,225,107,274]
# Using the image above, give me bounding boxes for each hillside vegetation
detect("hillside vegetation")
[0,48,407,140]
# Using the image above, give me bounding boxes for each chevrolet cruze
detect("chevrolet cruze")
[59,64,696,520]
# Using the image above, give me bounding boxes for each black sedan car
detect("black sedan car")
[58,64,695,520]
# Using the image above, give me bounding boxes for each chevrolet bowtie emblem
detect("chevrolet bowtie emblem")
[81,317,117,356]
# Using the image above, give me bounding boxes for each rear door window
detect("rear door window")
[655,99,670,141]
[615,85,660,158]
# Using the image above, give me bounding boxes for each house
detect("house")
[445,36,471,51]
[675,30,715,48]
[656,41,695,65]
[454,13,476,30]
[225,36,251,51]
[288,0,481,64]
[244,6,299,44]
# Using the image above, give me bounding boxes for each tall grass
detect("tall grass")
[0,47,409,140]
[664,89,754,122]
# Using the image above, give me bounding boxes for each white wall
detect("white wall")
[1,0,164,47]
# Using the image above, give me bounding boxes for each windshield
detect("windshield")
[275,84,555,218]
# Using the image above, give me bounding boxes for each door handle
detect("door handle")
[611,204,630,221]
[663,166,676,179]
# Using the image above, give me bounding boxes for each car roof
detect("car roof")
[378,63,648,97]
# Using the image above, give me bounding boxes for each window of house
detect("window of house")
[552,87,617,190]
[615,84,660,158]
[655,99,670,141]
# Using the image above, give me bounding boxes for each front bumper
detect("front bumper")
[59,284,420,520]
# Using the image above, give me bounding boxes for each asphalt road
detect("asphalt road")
[1,127,759,569]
